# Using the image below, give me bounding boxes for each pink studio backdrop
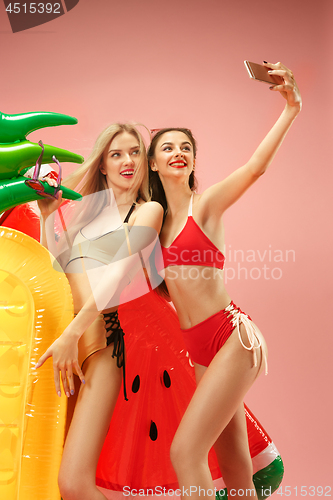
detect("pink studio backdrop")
[1,0,332,496]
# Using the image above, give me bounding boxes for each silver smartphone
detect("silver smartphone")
[244,61,283,86]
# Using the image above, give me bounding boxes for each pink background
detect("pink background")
[1,0,332,496]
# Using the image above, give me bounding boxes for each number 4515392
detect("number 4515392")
[6,3,61,14]
[276,486,331,496]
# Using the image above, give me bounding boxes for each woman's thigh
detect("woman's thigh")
[60,344,122,479]
[173,325,264,457]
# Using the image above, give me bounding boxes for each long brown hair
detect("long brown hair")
[147,128,198,215]
[147,128,198,299]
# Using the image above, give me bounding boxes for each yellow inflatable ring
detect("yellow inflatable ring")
[0,227,73,500]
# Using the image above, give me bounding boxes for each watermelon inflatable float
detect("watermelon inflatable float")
[1,196,284,499]
[96,292,284,499]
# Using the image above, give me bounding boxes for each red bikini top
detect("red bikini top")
[161,194,225,270]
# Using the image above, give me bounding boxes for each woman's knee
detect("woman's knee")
[219,452,253,483]
[58,469,77,500]
[170,433,207,472]
[170,432,192,471]
[170,434,182,470]
[58,467,94,500]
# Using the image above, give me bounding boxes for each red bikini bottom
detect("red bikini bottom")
[181,301,265,369]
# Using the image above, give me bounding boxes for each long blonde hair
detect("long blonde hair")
[54,123,150,269]
[64,122,150,201]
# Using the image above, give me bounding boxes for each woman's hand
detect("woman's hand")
[264,61,302,111]
[34,325,85,397]
[37,176,63,219]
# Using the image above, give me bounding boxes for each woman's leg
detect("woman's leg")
[170,325,265,500]
[194,366,255,497]
[213,405,255,497]
[58,344,122,500]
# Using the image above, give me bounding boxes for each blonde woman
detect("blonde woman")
[36,123,163,500]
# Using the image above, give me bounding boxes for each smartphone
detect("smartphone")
[244,61,283,86]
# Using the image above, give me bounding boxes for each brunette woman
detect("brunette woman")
[148,62,301,500]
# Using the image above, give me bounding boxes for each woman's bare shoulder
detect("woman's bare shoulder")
[131,201,164,230]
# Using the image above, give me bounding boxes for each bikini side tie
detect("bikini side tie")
[225,302,268,375]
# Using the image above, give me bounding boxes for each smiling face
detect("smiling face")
[151,131,195,183]
[101,131,142,193]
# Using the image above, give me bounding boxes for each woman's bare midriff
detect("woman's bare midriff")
[165,265,231,329]
[66,272,119,315]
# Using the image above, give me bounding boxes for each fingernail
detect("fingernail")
[33,363,38,370]
[70,390,75,395]
[57,391,61,397]
[268,70,272,74]
[66,391,70,398]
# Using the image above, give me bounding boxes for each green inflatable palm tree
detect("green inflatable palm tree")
[0,110,84,212]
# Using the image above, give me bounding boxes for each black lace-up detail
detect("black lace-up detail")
[103,310,128,401]
[100,202,136,401]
